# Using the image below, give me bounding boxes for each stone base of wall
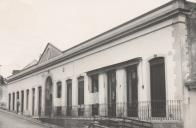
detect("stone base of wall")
[152,121,183,128]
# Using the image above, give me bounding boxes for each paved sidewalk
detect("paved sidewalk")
[0,109,64,128]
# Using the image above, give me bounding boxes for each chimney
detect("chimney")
[12,70,20,75]
[0,75,6,85]
[176,0,186,8]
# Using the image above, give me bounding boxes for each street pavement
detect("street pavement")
[0,110,51,128]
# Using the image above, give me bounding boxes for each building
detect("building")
[5,0,196,127]
[0,75,7,109]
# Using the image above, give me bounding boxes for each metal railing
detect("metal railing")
[33,100,182,121]
[89,116,153,128]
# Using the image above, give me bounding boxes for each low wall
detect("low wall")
[40,118,92,128]
[152,121,183,128]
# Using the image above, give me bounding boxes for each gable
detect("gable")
[38,43,63,64]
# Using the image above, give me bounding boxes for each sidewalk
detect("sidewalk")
[0,108,64,128]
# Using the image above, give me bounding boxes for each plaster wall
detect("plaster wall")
[7,16,185,118]
[184,8,196,128]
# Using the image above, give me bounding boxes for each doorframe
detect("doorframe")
[148,56,168,117]
[66,79,72,116]
[9,93,11,110]
[38,86,42,116]
[45,76,53,116]
[107,70,116,117]
[32,88,35,116]
[126,65,139,117]
[21,90,24,114]
[147,55,168,103]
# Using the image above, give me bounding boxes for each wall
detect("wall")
[7,15,185,119]
[0,85,8,109]
[184,4,196,128]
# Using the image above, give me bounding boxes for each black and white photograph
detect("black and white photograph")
[0,0,196,127]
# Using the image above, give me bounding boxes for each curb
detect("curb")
[0,109,64,128]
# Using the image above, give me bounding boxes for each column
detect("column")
[116,68,127,117]
[8,93,10,110]
[53,81,57,115]
[62,80,67,115]
[34,88,38,116]
[29,89,32,116]
[84,73,91,117]
[25,89,30,115]
[72,77,78,116]
[138,61,149,119]
[12,93,14,111]
[99,73,108,116]
[23,90,26,115]
[15,92,17,113]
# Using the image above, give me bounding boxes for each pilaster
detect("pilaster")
[99,73,107,116]
[116,68,127,117]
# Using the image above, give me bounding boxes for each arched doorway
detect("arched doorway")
[45,76,53,116]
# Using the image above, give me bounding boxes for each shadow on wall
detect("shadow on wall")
[0,86,7,109]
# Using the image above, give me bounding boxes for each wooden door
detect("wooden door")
[21,91,24,114]
[38,87,42,116]
[67,79,72,116]
[107,70,116,117]
[9,94,11,110]
[78,77,84,116]
[150,57,166,117]
[32,88,35,116]
[45,77,53,116]
[12,93,15,111]
[127,66,138,117]
[16,92,19,113]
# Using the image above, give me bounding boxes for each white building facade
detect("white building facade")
[6,0,196,128]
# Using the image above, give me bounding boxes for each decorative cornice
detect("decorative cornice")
[87,57,142,76]
[7,0,191,83]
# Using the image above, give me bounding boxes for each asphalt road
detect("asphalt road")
[0,110,49,128]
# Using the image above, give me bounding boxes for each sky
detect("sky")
[0,0,195,77]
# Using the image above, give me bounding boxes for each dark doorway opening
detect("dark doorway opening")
[127,65,138,117]
[32,88,35,116]
[92,104,99,116]
[9,94,11,110]
[45,77,53,116]
[26,89,29,110]
[21,91,24,114]
[38,86,42,116]
[12,93,15,111]
[150,57,166,117]
[107,70,116,117]
[16,91,19,113]
[67,79,72,116]
[78,76,84,116]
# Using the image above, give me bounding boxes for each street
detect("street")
[0,110,49,128]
